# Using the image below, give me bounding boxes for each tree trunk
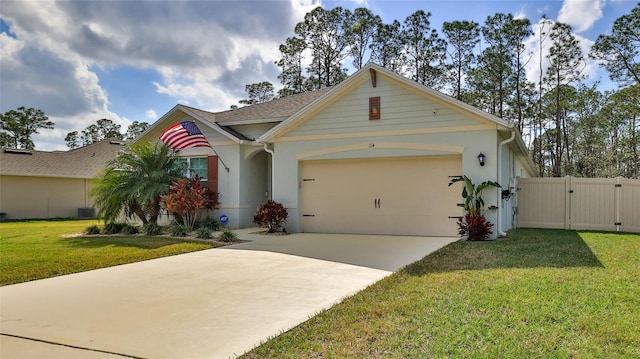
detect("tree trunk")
[148,197,161,225]
[133,206,148,225]
[553,76,563,177]
[562,112,573,175]
[456,48,463,100]
[516,51,524,131]
[498,70,504,119]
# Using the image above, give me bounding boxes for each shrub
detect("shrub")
[219,229,238,242]
[448,175,500,216]
[161,175,216,231]
[170,224,188,237]
[200,217,221,231]
[103,222,125,234]
[253,200,288,233]
[143,223,163,236]
[449,175,500,241]
[86,225,101,235]
[195,227,211,239]
[120,223,139,234]
[457,214,493,241]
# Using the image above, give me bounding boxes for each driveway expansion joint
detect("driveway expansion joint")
[0,333,145,359]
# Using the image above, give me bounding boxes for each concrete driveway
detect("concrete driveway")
[0,231,456,359]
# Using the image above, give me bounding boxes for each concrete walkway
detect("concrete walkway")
[0,231,457,358]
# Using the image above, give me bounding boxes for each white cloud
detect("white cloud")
[153,76,238,112]
[537,5,551,16]
[292,0,323,18]
[0,0,320,150]
[514,9,528,20]
[351,0,369,6]
[0,27,130,150]
[32,110,130,151]
[524,18,599,87]
[557,0,605,32]
[523,18,553,85]
[0,32,23,56]
[145,110,158,121]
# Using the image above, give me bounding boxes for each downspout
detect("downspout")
[497,126,516,237]
[262,143,274,200]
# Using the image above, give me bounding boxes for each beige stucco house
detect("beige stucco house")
[0,139,126,219]
[138,63,536,238]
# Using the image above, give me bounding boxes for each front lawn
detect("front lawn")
[242,229,640,358]
[0,220,217,286]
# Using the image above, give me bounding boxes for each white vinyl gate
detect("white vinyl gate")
[517,176,640,233]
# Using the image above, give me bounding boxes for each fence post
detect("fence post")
[565,176,572,230]
[615,177,621,232]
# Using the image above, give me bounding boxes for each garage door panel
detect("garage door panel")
[301,156,461,236]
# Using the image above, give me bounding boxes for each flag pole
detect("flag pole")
[211,146,230,172]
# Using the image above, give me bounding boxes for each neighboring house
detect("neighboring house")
[0,138,126,219]
[137,63,536,238]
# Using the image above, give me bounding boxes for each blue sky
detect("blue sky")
[0,0,637,150]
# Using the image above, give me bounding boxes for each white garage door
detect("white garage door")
[300,155,462,236]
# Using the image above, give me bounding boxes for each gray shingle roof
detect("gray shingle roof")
[180,87,334,125]
[0,139,126,178]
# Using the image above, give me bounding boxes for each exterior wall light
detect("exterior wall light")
[478,152,486,166]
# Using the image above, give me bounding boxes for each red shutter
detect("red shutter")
[207,156,219,194]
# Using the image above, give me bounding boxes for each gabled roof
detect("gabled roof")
[138,88,334,144]
[214,87,333,125]
[173,88,334,126]
[0,139,126,179]
[259,63,511,142]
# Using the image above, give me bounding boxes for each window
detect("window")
[190,158,207,179]
[178,157,207,180]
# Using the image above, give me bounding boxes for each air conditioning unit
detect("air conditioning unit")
[78,207,96,218]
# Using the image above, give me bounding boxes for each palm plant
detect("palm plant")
[448,175,500,216]
[448,175,501,241]
[91,142,184,225]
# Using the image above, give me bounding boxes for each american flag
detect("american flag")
[159,121,210,150]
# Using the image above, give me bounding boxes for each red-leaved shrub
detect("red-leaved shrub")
[161,175,215,231]
[457,213,493,241]
[253,200,288,233]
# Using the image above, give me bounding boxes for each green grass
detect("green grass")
[0,220,217,286]
[242,229,640,358]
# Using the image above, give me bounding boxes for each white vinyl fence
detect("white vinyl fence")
[516,177,640,233]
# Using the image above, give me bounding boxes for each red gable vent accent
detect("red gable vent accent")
[369,97,381,120]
